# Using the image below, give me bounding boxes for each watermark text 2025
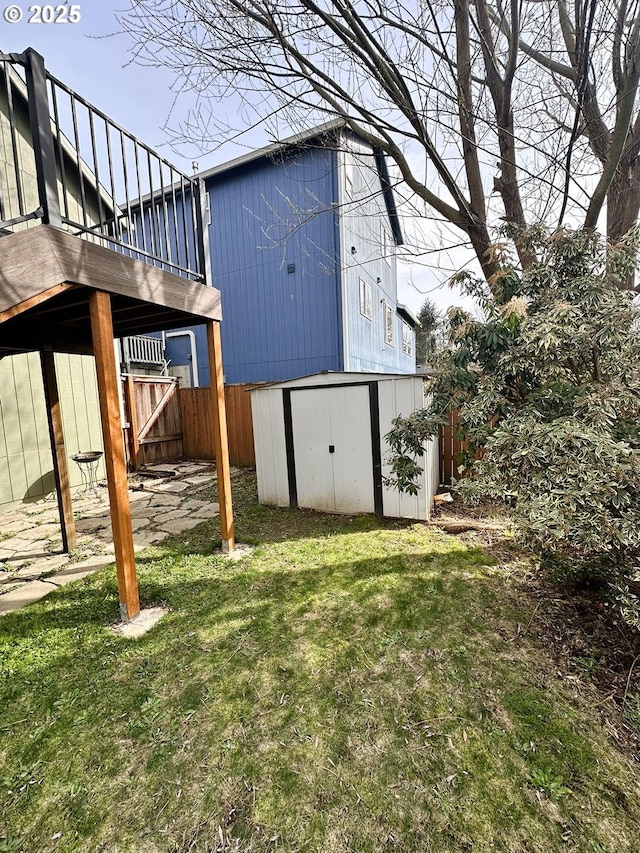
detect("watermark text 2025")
[2,4,81,23]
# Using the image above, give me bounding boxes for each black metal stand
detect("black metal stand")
[71,451,104,497]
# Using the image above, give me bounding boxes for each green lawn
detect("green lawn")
[1,471,639,852]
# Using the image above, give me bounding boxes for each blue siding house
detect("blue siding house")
[163,121,416,386]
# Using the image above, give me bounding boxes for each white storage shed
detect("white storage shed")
[250,372,440,521]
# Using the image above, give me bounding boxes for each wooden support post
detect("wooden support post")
[89,290,140,621]
[206,321,235,552]
[40,350,77,552]
[123,374,140,470]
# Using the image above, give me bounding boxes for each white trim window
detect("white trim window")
[402,320,413,355]
[383,301,395,346]
[359,277,372,319]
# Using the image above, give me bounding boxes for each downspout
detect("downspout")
[164,330,200,387]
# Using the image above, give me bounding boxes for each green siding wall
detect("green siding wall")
[0,353,104,509]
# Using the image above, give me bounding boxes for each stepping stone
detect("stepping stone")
[154,509,190,523]
[184,475,215,486]
[154,481,190,493]
[48,565,100,587]
[30,523,62,539]
[175,464,211,475]
[0,519,33,535]
[4,538,51,556]
[161,517,205,534]
[0,580,57,615]
[181,499,213,512]
[191,505,219,518]
[133,531,166,550]
[130,500,154,517]
[76,518,108,533]
[147,493,183,507]
[68,555,113,571]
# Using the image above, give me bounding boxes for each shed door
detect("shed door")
[291,385,374,514]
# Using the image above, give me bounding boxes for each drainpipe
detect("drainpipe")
[164,330,200,387]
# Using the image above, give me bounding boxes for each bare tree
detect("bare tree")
[120,0,640,290]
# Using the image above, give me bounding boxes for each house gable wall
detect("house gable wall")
[178,145,344,385]
[338,137,415,374]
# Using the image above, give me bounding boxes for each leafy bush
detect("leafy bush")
[386,228,640,622]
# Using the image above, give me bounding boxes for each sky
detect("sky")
[2,1,474,318]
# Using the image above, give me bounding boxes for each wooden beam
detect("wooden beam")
[206,321,235,552]
[0,225,222,321]
[0,283,74,323]
[40,350,77,552]
[123,374,140,471]
[89,290,140,621]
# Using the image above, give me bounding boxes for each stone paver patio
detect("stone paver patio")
[0,460,223,616]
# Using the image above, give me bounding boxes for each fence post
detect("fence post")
[23,48,62,228]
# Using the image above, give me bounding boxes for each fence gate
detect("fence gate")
[121,375,183,469]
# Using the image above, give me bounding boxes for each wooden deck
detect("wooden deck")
[0,223,234,620]
[0,224,221,356]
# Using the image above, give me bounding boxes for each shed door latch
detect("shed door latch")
[329,445,335,454]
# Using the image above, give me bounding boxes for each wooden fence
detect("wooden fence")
[120,379,468,480]
[439,408,488,485]
[179,383,260,467]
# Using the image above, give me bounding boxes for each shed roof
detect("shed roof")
[249,370,434,392]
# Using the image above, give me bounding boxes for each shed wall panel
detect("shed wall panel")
[379,377,435,519]
[251,388,289,507]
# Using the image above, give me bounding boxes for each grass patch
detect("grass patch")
[1,470,639,851]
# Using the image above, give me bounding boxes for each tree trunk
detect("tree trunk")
[607,158,640,245]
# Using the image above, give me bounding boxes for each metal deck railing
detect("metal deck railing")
[0,48,209,284]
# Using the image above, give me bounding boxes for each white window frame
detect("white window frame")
[359,277,372,319]
[402,320,413,355]
[383,301,395,346]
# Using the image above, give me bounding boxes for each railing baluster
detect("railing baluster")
[88,107,106,239]
[49,80,70,222]
[4,61,26,218]
[158,160,173,268]
[180,174,191,277]
[69,95,88,229]
[104,121,119,241]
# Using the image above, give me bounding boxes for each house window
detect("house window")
[381,223,391,265]
[359,278,372,319]
[383,301,395,346]
[402,321,413,355]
